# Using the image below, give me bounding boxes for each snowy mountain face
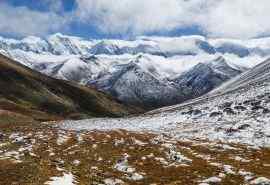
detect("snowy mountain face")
[62,58,270,147]
[88,60,182,109]
[171,56,247,100]
[1,33,270,109]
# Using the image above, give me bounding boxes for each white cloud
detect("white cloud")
[75,0,270,39]
[0,2,68,37]
[1,0,270,39]
[200,0,270,38]
[75,0,204,35]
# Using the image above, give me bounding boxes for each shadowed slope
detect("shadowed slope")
[0,54,138,122]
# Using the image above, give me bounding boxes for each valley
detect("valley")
[0,35,270,184]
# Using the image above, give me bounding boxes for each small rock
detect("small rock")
[234,105,247,111]
[223,107,236,115]
[209,112,222,117]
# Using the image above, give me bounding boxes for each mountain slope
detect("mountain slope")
[143,58,270,146]
[211,58,270,95]
[89,61,183,109]
[171,56,245,100]
[0,54,137,123]
[55,58,270,184]
[13,53,246,110]
[86,56,245,109]
[62,58,270,147]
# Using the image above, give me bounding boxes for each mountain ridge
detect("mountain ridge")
[1,33,270,109]
[0,53,138,123]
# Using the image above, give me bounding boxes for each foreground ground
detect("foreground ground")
[0,121,269,185]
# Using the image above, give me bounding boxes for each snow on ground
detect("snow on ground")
[250,177,270,185]
[45,172,77,185]
[114,153,144,181]
[61,76,270,148]
[103,178,124,185]
[56,131,71,145]
[1,124,269,185]
[201,176,222,184]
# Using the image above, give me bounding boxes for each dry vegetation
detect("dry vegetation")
[0,120,269,185]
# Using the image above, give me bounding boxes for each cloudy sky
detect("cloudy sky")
[1,0,270,39]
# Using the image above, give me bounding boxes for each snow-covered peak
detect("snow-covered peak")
[47,33,95,55]
[47,33,91,43]
[2,33,270,58]
[22,36,44,43]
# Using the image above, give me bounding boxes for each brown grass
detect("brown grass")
[0,122,269,185]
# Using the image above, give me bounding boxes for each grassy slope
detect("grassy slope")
[0,122,269,185]
[0,54,139,122]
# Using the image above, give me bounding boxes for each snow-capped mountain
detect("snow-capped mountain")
[171,56,247,100]
[88,58,182,109]
[62,57,270,147]
[1,33,270,109]
[2,33,270,57]
[20,53,245,109]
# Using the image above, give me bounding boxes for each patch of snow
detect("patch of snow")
[127,173,144,181]
[9,133,24,143]
[167,148,192,164]
[239,170,254,181]
[0,151,22,163]
[132,138,147,146]
[45,172,77,185]
[202,176,222,183]
[250,177,270,185]
[57,133,70,145]
[223,165,236,175]
[73,160,80,166]
[234,156,251,163]
[114,154,144,181]
[155,157,169,166]
[114,138,125,146]
[103,178,124,185]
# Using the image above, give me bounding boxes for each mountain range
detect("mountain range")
[1,33,270,109]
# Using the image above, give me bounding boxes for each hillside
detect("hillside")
[61,57,270,147]
[51,58,270,184]
[0,54,136,123]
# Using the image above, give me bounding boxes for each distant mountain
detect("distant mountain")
[171,56,247,100]
[0,54,137,123]
[1,33,270,109]
[86,56,245,109]
[89,60,182,109]
[2,33,270,57]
